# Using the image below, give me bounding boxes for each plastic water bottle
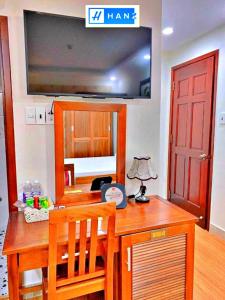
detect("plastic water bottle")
[32,180,42,196]
[23,181,32,203]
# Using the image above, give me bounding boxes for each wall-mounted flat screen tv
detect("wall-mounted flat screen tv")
[24,10,152,99]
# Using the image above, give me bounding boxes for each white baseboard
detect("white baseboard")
[210,223,225,240]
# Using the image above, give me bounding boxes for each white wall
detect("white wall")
[0,0,162,201]
[160,24,225,231]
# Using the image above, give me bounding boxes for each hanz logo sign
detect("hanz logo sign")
[85,5,140,28]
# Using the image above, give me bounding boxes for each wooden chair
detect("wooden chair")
[42,202,116,300]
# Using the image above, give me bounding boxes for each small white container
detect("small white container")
[24,206,54,223]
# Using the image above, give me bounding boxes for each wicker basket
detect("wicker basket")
[24,206,54,223]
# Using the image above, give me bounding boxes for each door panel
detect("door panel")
[190,102,204,149]
[178,78,189,97]
[176,103,188,147]
[132,235,186,300]
[121,225,195,300]
[92,111,110,137]
[74,111,91,138]
[189,158,201,207]
[74,140,90,158]
[169,55,215,228]
[174,154,186,198]
[93,139,109,157]
[64,111,112,158]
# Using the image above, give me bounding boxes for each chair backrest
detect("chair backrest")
[48,202,116,298]
[64,164,74,186]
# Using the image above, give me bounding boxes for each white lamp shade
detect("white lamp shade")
[127,156,158,181]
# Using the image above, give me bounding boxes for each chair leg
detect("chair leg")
[104,290,113,300]
[104,286,113,300]
[42,280,47,300]
[105,254,114,300]
[42,267,48,300]
[42,289,48,300]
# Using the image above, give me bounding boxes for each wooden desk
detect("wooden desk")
[3,196,197,300]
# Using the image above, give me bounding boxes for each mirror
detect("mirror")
[54,101,126,205]
[63,111,117,194]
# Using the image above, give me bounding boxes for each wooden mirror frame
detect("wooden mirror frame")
[54,101,127,205]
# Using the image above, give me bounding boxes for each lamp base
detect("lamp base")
[135,195,150,203]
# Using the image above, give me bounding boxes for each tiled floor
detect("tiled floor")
[0,227,8,297]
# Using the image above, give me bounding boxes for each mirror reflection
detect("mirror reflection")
[63,111,117,194]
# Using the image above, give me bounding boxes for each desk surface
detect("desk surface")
[3,196,197,256]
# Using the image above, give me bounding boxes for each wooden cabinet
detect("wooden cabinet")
[121,224,195,300]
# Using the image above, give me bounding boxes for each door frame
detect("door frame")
[167,50,219,230]
[0,16,17,212]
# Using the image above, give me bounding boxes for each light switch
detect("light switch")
[25,106,36,124]
[46,104,54,124]
[36,106,46,124]
[219,112,225,125]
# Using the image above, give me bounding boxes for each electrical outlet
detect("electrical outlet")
[25,106,36,124]
[36,106,46,124]
[46,103,54,124]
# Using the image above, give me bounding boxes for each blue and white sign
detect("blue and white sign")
[85,5,140,28]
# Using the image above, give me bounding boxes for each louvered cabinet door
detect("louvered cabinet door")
[121,224,195,300]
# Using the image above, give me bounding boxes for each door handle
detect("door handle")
[199,154,210,160]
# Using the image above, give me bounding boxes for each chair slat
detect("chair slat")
[68,222,76,278]
[79,220,87,275]
[89,218,98,273]
[48,223,58,298]
[105,215,116,299]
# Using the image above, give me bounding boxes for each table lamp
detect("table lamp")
[127,156,158,203]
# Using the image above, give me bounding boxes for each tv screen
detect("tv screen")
[24,10,152,99]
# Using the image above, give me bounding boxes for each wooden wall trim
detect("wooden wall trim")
[206,50,219,230]
[0,16,17,211]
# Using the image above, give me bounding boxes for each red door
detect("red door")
[169,54,216,228]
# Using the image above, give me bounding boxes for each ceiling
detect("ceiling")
[162,0,225,51]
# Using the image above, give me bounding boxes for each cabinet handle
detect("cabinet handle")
[127,247,131,272]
